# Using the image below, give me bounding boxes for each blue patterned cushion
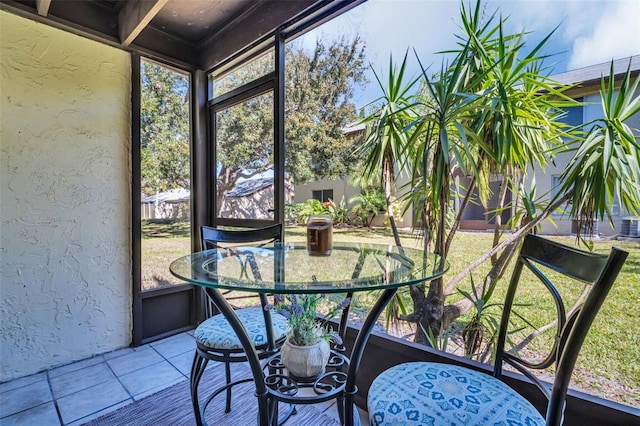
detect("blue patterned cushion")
[195,306,289,350]
[368,362,545,426]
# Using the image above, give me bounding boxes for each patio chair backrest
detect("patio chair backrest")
[200,223,283,250]
[199,224,283,317]
[494,234,628,425]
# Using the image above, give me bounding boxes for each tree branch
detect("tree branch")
[445,173,477,255]
[445,192,571,290]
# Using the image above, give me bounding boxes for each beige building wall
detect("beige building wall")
[294,174,415,228]
[0,11,132,381]
[294,177,361,210]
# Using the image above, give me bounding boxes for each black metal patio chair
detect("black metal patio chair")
[367,234,628,426]
[191,224,289,426]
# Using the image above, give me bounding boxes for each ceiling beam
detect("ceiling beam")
[35,0,51,16]
[118,0,169,46]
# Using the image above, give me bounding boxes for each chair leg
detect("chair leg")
[224,361,232,413]
[337,395,345,425]
[190,352,208,426]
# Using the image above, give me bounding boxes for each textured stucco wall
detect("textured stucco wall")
[0,11,132,381]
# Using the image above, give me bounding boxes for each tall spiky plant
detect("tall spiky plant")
[359,51,419,249]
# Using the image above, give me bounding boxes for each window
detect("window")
[210,51,275,99]
[558,99,584,128]
[209,42,283,227]
[214,92,275,221]
[312,189,334,203]
[140,59,191,291]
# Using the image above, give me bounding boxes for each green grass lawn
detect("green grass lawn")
[142,221,639,406]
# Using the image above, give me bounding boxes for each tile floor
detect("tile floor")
[0,331,367,425]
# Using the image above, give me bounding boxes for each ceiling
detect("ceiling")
[1,0,363,71]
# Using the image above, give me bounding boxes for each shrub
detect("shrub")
[349,188,386,227]
[326,197,350,226]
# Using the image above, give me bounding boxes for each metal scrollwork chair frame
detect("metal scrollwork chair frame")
[191,224,287,426]
[368,234,628,426]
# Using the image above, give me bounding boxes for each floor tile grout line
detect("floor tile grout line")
[62,356,141,426]
[3,332,256,425]
[148,341,190,381]
[149,332,194,379]
[46,369,64,426]
[56,350,134,425]
[103,354,136,402]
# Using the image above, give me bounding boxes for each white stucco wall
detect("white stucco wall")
[0,11,132,381]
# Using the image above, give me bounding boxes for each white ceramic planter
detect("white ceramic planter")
[280,338,330,378]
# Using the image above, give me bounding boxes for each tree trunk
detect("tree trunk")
[383,160,403,250]
[406,192,572,344]
[419,152,450,342]
[489,174,509,264]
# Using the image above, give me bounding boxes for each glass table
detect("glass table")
[170,242,449,425]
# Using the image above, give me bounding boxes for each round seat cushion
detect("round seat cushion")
[368,362,545,426]
[195,306,289,350]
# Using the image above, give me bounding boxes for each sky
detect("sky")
[296,0,640,107]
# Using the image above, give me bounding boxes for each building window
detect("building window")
[312,189,334,203]
[558,98,584,127]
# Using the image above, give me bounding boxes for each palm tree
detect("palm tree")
[365,0,640,345]
[359,52,419,248]
[449,61,640,293]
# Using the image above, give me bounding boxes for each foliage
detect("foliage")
[140,60,190,195]
[285,203,305,225]
[420,322,451,352]
[214,37,368,209]
[287,198,350,226]
[349,188,386,226]
[285,36,369,184]
[459,275,501,362]
[359,51,418,246]
[558,59,640,232]
[360,0,640,346]
[326,197,350,225]
[297,199,329,224]
[215,92,275,208]
[285,197,358,225]
[506,177,557,233]
[380,196,405,228]
[266,294,351,346]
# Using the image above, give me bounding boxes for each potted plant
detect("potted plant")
[266,294,350,379]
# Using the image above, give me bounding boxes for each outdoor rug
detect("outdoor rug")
[82,366,342,426]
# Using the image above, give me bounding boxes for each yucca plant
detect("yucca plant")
[362,0,640,346]
[459,275,501,362]
[558,60,640,239]
[359,51,420,248]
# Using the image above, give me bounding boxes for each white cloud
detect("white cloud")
[492,1,640,70]
[567,1,640,69]
[293,0,640,105]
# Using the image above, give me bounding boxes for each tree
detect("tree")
[359,52,418,248]
[214,36,368,209]
[140,60,190,195]
[363,0,640,347]
[285,36,368,184]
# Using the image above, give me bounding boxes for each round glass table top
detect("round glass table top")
[169,242,448,294]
